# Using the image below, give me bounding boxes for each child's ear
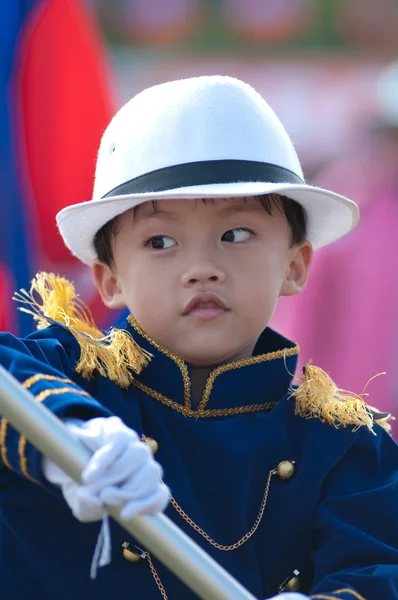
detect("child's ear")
[280,241,313,297]
[92,261,127,309]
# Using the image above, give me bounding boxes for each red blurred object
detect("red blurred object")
[15,0,115,266]
[0,264,16,333]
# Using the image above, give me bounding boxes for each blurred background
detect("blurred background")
[2,0,398,431]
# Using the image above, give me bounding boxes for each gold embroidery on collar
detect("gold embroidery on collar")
[198,346,299,411]
[22,374,73,390]
[128,314,298,415]
[128,315,191,410]
[132,378,276,417]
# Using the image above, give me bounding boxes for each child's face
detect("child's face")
[93,198,312,366]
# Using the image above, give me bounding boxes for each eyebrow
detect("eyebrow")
[217,202,264,216]
[134,208,179,223]
[134,200,263,223]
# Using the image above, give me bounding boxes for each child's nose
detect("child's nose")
[181,264,226,286]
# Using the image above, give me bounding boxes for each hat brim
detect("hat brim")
[56,182,359,265]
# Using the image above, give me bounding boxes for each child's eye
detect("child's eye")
[144,235,176,249]
[221,228,253,243]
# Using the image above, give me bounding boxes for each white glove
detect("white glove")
[42,416,170,522]
[267,595,308,599]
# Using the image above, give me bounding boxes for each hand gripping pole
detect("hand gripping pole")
[0,365,256,600]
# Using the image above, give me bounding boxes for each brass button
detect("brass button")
[285,574,300,592]
[278,569,301,593]
[122,542,144,562]
[142,436,159,455]
[275,460,295,480]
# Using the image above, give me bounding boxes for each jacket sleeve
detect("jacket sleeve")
[0,326,112,485]
[309,424,398,600]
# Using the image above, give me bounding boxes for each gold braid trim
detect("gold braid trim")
[0,418,12,469]
[13,272,152,388]
[198,346,299,411]
[333,590,366,600]
[34,387,90,403]
[291,364,393,434]
[18,387,91,483]
[17,435,39,484]
[128,315,192,409]
[128,314,299,414]
[0,377,82,475]
[311,590,366,600]
[22,374,73,390]
[132,378,276,417]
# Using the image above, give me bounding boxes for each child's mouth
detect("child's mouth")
[186,302,228,320]
[183,293,230,320]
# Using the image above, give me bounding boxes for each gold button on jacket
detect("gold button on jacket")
[275,460,295,480]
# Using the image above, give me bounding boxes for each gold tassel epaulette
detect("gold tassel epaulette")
[13,272,152,388]
[291,363,394,435]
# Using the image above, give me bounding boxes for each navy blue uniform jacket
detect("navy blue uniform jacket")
[0,316,397,599]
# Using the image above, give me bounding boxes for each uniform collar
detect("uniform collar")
[126,315,299,417]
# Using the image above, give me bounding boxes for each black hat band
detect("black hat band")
[102,159,304,198]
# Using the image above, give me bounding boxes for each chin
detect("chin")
[180,344,242,367]
[173,326,256,366]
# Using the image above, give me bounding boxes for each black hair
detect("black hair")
[93,194,307,268]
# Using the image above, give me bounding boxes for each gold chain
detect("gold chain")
[142,469,276,598]
[169,469,274,551]
[146,553,169,600]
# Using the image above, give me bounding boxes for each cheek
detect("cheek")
[234,254,286,312]
[120,259,176,322]
[235,248,287,287]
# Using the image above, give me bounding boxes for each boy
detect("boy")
[0,76,397,599]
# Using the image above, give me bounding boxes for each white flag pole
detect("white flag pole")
[0,365,256,600]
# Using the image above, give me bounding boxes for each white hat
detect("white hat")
[56,75,359,265]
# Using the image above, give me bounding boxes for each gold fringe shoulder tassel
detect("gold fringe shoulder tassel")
[291,363,393,434]
[13,272,152,388]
